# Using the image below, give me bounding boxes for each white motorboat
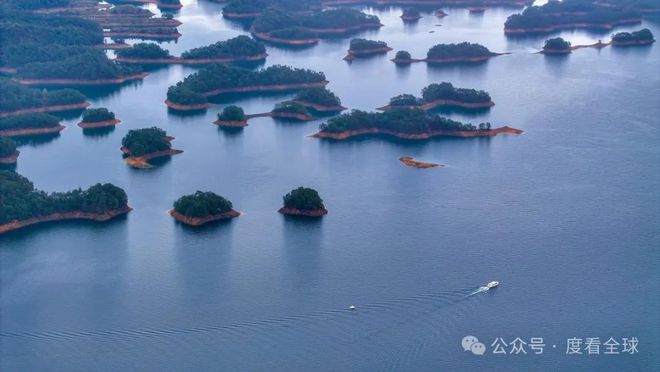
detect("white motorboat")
[486,281,499,289]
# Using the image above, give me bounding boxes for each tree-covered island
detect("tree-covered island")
[0,80,89,118]
[166,65,328,110]
[611,28,655,46]
[279,186,328,217]
[121,127,182,168]
[0,136,19,164]
[378,82,494,111]
[222,0,321,19]
[0,113,64,137]
[0,170,131,234]
[344,39,393,60]
[115,36,268,64]
[313,108,522,141]
[505,0,642,34]
[426,42,502,63]
[292,87,346,113]
[401,8,422,21]
[541,37,573,54]
[170,191,240,226]
[214,105,248,128]
[78,108,120,128]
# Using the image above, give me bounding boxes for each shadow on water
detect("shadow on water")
[13,133,61,147]
[172,214,239,233]
[282,216,324,286]
[0,213,130,241]
[428,106,492,118]
[167,107,209,119]
[82,126,116,138]
[217,126,245,138]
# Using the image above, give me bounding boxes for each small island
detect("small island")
[121,127,183,169]
[0,113,64,137]
[541,37,573,54]
[166,65,328,110]
[78,108,121,128]
[425,42,504,63]
[399,156,441,169]
[312,108,523,141]
[0,80,90,118]
[505,1,641,34]
[0,136,19,164]
[115,36,268,64]
[344,39,393,61]
[612,28,655,46]
[170,191,240,226]
[279,187,328,217]
[0,171,131,234]
[392,50,417,65]
[292,87,346,113]
[378,82,494,111]
[401,8,422,21]
[214,106,248,128]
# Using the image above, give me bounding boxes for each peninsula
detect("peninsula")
[0,113,64,137]
[0,136,19,164]
[121,127,183,169]
[0,171,131,235]
[166,65,328,110]
[378,82,494,111]
[279,187,328,217]
[312,108,523,141]
[0,81,89,118]
[170,191,240,226]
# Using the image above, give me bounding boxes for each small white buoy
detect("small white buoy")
[349,305,356,311]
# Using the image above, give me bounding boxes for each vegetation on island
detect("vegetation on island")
[121,127,171,156]
[181,36,266,60]
[272,102,310,116]
[15,50,143,80]
[0,137,17,158]
[426,42,494,60]
[318,108,490,134]
[173,191,234,218]
[82,108,115,123]
[389,94,422,107]
[505,0,640,32]
[394,50,412,61]
[1,44,94,68]
[108,4,154,16]
[167,65,326,107]
[294,88,342,107]
[223,0,321,16]
[0,113,61,130]
[115,43,173,59]
[349,38,389,51]
[421,82,491,103]
[0,80,87,113]
[612,28,654,43]
[0,170,129,225]
[402,8,421,19]
[543,37,572,51]
[269,27,318,41]
[282,187,325,211]
[0,10,103,47]
[218,106,247,122]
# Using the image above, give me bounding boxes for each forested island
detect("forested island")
[78,108,120,128]
[390,43,502,64]
[115,36,268,65]
[250,8,381,45]
[291,88,346,113]
[542,37,573,54]
[313,108,522,140]
[378,82,494,111]
[222,0,322,19]
[0,80,89,118]
[279,187,328,217]
[0,171,131,234]
[170,191,240,226]
[214,106,248,127]
[401,8,422,21]
[121,127,182,168]
[612,28,655,45]
[0,113,65,137]
[166,65,328,110]
[344,39,393,60]
[0,136,19,164]
[504,0,642,34]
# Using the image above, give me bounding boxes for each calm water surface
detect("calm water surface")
[1,1,659,371]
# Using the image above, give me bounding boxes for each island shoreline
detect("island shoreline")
[0,206,133,235]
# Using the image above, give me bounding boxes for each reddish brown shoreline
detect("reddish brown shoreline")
[114,53,268,65]
[103,31,182,39]
[214,120,248,128]
[0,102,90,118]
[0,150,20,164]
[391,53,505,64]
[399,156,441,168]
[540,41,611,54]
[15,73,149,86]
[278,207,328,217]
[78,119,121,129]
[252,31,320,46]
[378,98,494,111]
[245,112,314,121]
[0,206,132,235]
[170,209,240,226]
[343,47,393,60]
[200,81,330,97]
[124,149,183,169]
[165,100,212,111]
[291,100,347,112]
[401,15,422,21]
[312,126,523,140]
[0,125,65,137]
[505,18,641,34]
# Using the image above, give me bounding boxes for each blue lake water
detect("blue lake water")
[1,1,659,371]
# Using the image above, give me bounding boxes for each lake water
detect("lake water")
[1,1,659,371]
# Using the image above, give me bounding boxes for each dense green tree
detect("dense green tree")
[349,38,389,51]
[543,37,572,50]
[612,28,654,42]
[173,191,233,217]
[394,50,412,60]
[121,127,171,156]
[181,36,266,59]
[15,50,142,80]
[294,88,341,106]
[427,42,493,59]
[217,105,246,122]
[272,102,310,116]
[421,82,491,103]
[82,108,115,123]
[115,43,173,59]
[282,187,324,210]
[0,80,87,113]
[402,8,421,18]
[389,94,422,107]
[0,113,61,130]
[0,136,17,157]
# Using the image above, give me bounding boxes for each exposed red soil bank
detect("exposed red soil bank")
[378,98,494,111]
[15,73,148,86]
[78,119,121,129]
[291,101,347,112]
[114,53,268,65]
[311,126,524,140]
[399,156,442,168]
[0,206,132,234]
[170,209,241,226]
[213,120,248,128]
[278,207,328,217]
[124,149,183,169]
[0,102,90,118]
[0,150,20,164]
[251,31,320,46]
[0,125,65,137]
